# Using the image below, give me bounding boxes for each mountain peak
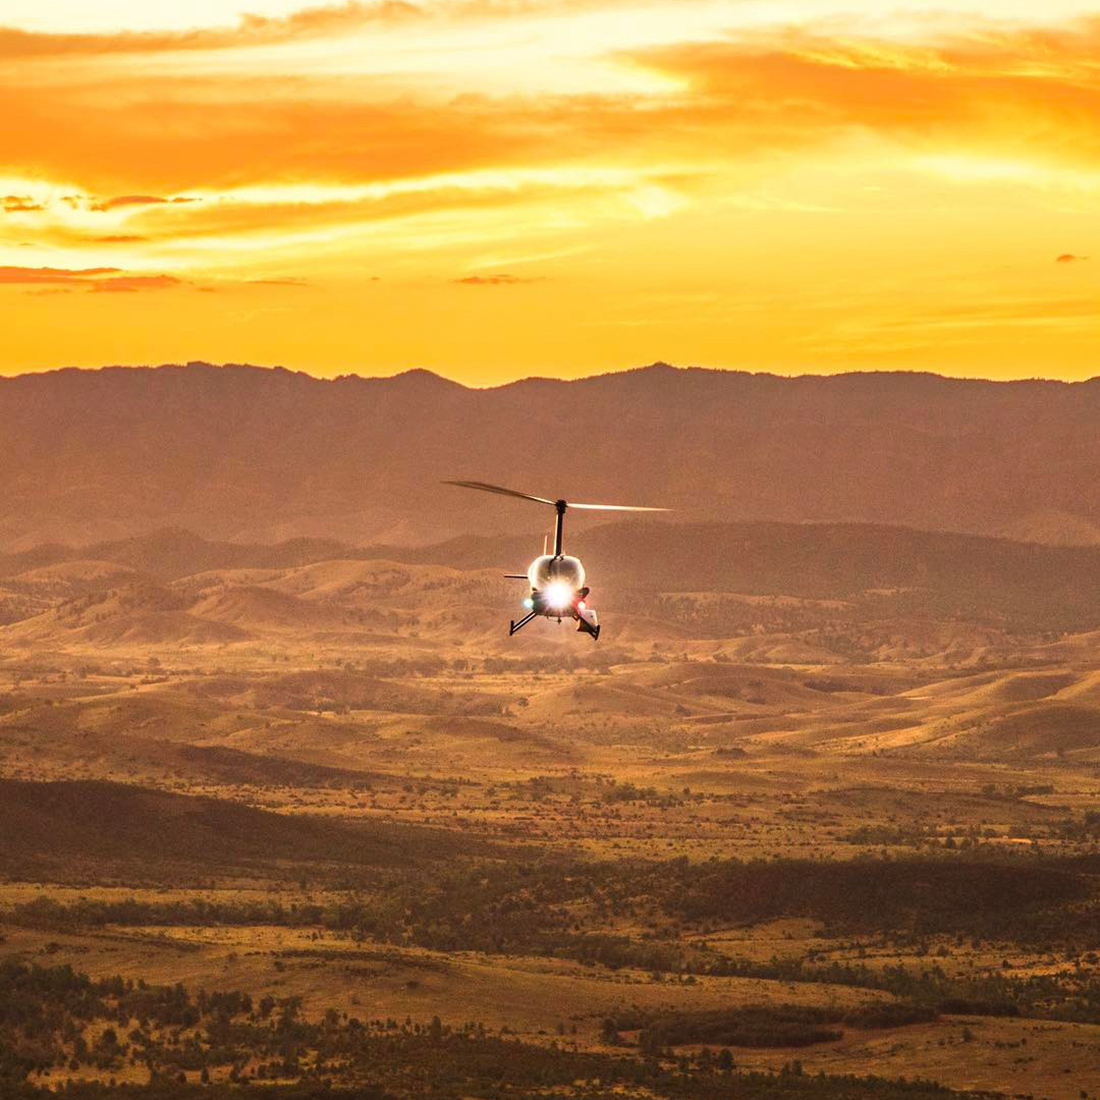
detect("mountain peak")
[381,368,464,388]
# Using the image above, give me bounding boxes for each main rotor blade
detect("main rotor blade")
[444,480,557,507]
[568,502,670,512]
[444,481,669,512]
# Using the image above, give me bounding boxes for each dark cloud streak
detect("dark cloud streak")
[455,273,541,284]
[0,265,121,284]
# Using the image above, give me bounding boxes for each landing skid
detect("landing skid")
[508,612,600,640]
[509,610,539,636]
[577,618,600,641]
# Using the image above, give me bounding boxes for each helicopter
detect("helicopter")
[444,480,667,640]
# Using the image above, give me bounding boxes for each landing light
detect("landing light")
[522,597,534,609]
[543,580,574,610]
[577,600,586,611]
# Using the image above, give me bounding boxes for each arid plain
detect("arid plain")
[3,523,1100,1099]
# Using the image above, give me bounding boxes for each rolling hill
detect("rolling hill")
[5,519,1100,648]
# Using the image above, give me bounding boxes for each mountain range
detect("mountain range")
[3,361,1100,549]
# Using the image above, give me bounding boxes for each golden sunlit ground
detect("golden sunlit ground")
[3,542,1100,1097]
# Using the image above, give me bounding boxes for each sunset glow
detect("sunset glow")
[5,0,1100,382]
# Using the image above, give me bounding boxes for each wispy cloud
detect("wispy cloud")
[88,195,198,212]
[622,20,1100,169]
[0,2,422,59]
[88,274,183,293]
[0,265,184,293]
[454,273,542,284]
[0,265,121,284]
[2,195,44,212]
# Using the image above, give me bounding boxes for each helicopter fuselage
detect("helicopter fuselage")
[518,554,599,637]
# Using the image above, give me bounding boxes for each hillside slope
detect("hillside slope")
[0,779,496,880]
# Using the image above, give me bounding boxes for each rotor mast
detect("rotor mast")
[554,499,566,556]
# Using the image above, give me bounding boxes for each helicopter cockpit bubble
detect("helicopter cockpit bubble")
[527,554,586,591]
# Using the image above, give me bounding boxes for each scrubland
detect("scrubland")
[2,529,1100,1100]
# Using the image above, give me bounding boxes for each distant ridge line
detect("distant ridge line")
[3,359,1099,389]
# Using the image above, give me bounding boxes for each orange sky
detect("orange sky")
[4,0,1100,383]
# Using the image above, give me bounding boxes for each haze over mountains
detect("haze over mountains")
[4,361,1100,550]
